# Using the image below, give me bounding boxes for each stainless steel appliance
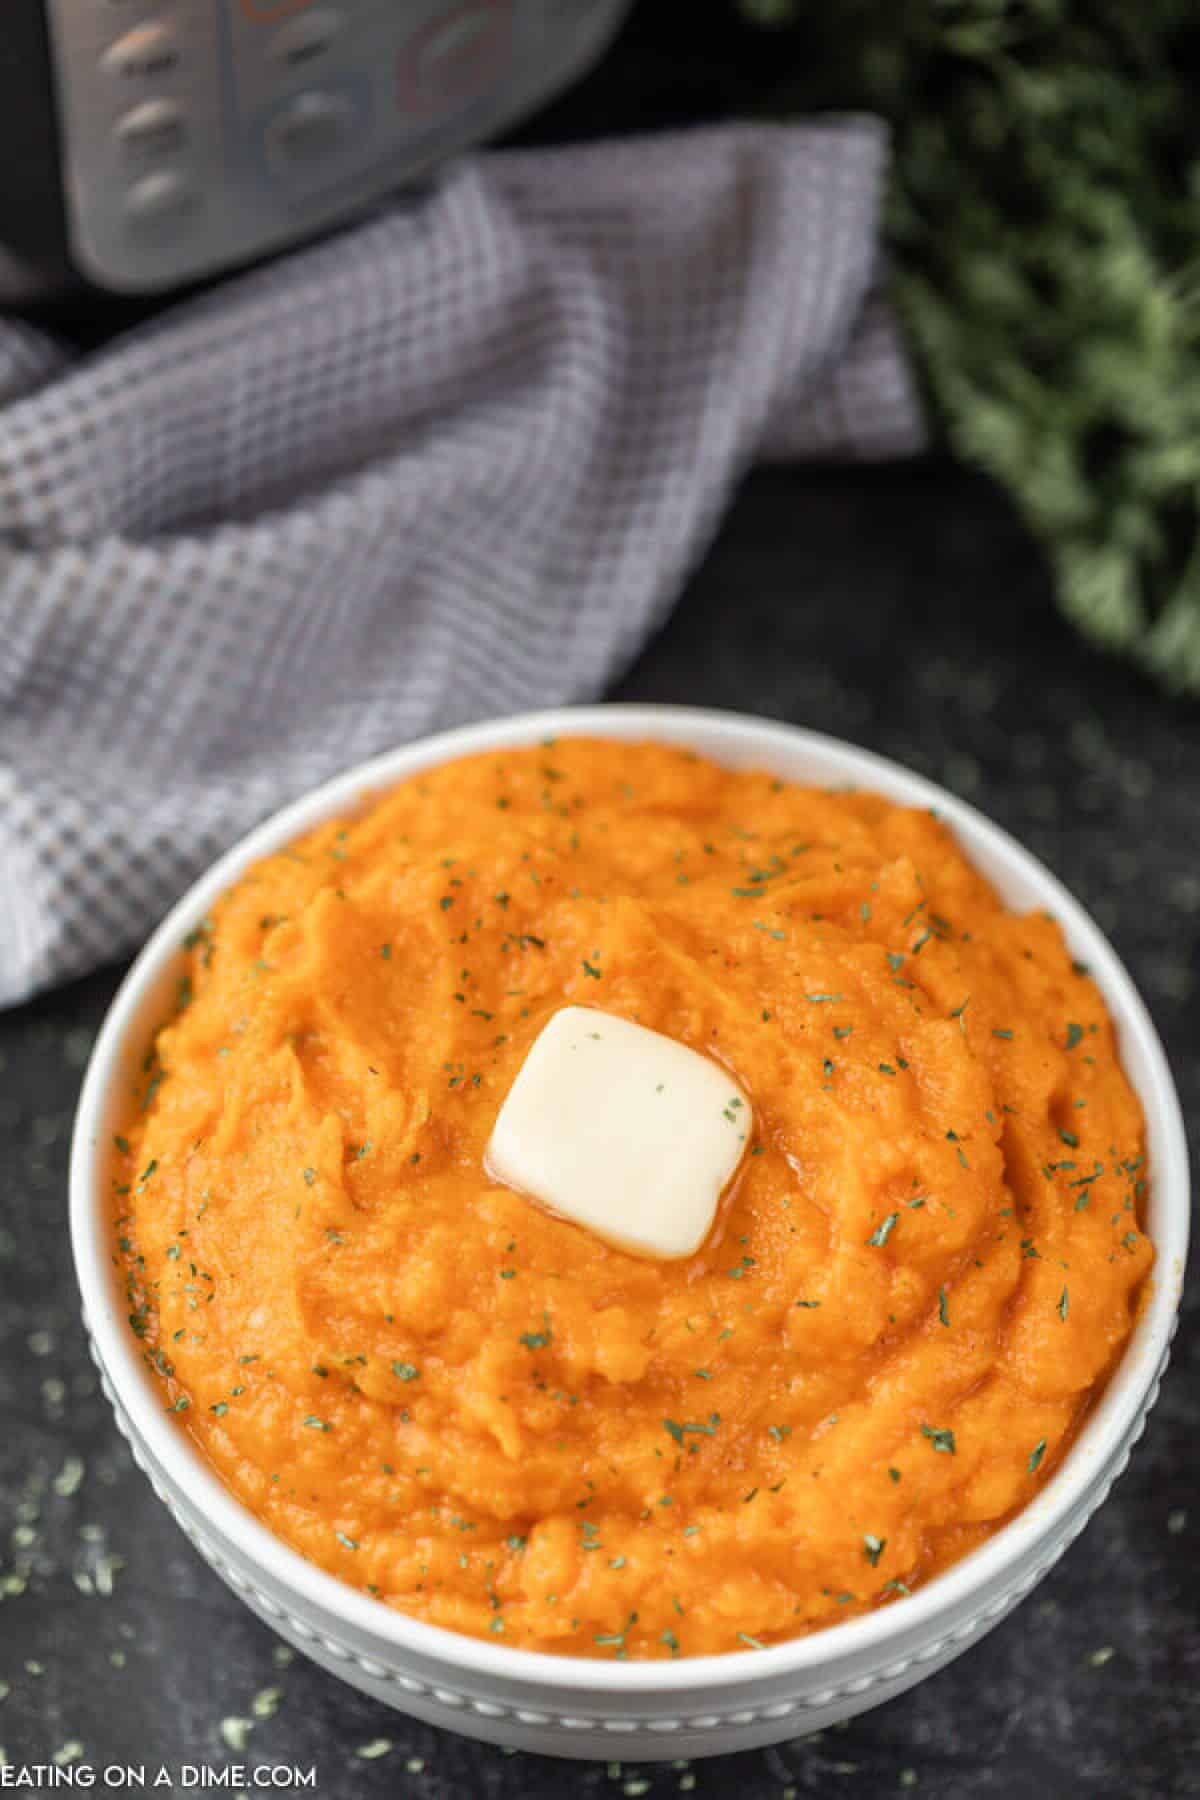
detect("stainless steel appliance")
[0,0,631,300]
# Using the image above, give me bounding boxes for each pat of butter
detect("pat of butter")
[486,1007,751,1259]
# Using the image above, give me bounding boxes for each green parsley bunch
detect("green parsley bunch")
[742,0,1200,691]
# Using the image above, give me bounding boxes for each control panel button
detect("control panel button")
[267,9,343,70]
[115,98,187,160]
[397,1,513,117]
[101,23,181,82]
[124,170,200,232]
[264,89,358,171]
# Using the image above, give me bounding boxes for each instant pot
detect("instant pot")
[0,0,631,302]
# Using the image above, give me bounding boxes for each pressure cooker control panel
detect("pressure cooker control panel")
[44,0,627,293]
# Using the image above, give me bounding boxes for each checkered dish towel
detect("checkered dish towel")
[0,122,924,1008]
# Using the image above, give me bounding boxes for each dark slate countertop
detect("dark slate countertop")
[1,460,1196,1797]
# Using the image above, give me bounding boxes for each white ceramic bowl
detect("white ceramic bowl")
[70,706,1189,1762]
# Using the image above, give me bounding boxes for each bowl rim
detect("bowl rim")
[70,703,1190,1695]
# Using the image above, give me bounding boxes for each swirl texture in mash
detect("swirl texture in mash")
[115,741,1153,1658]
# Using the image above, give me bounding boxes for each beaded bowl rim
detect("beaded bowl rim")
[70,704,1190,1695]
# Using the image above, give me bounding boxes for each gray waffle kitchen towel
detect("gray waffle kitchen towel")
[0,122,924,1008]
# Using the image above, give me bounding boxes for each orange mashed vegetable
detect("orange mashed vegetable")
[114,740,1153,1659]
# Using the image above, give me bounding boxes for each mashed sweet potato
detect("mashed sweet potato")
[113,740,1153,1658]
